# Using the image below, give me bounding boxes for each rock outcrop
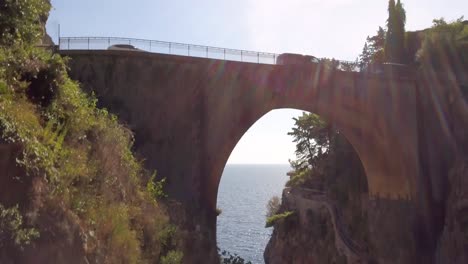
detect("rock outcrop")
[264,188,365,264]
[434,72,468,263]
[436,157,468,264]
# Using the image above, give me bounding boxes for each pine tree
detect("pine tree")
[358,27,386,70]
[368,27,386,63]
[358,42,371,70]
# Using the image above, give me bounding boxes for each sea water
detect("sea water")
[216,164,290,264]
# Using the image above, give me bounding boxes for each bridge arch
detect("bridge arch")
[208,106,368,208]
[201,61,418,219]
[215,107,370,262]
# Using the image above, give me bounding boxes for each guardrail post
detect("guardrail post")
[108,38,110,47]
[88,38,90,50]
[273,54,276,64]
[68,38,70,50]
[224,49,226,60]
[241,51,243,62]
[257,53,259,63]
[206,47,208,58]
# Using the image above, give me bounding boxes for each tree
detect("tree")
[384,0,397,62]
[394,0,407,61]
[369,27,386,63]
[358,42,371,70]
[266,196,281,218]
[319,58,341,71]
[358,27,386,70]
[417,16,468,71]
[339,60,359,72]
[286,112,370,243]
[384,0,406,63]
[286,113,334,188]
[287,112,330,171]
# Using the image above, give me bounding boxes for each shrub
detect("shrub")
[286,169,308,187]
[0,204,39,249]
[416,16,468,70]
[158,224,178,248]
[219,249,252,264]
[265,211,295,228]
[0,0,51,45]
[88,203,141,264]
[147,172,168,201]
[161,250,183,264]
[266,196,281,218]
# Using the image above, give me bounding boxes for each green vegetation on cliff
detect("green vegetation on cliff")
[285,112,369,243]
[0,0,181,263]
[219,249,253,264]
[265,211,295,228]
[359,10,467,73]
[0,204,39,249]
[417,17,468,71]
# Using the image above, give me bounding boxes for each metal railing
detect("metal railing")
[58,36,360,70]
[59,36,279,64]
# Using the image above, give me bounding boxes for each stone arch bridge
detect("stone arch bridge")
[61,49,456,263]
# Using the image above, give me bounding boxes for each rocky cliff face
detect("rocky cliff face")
[264,188,350,264]
[366,197,417,263]
[434,77,468,263]
[436,157,468,264]
[264,189,429,264]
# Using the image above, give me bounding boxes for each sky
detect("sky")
[46,0,467,164]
